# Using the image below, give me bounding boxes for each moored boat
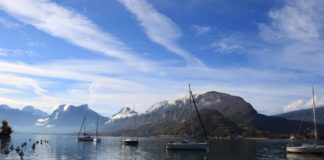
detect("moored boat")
[165,84,209,151]
[286,86,324,154]
[166,140,208,151]
[123,138,138,146]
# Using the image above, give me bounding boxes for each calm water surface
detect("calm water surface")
[1,133,324,160]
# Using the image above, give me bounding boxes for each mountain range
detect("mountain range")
[0,105,48,132]
[105,91,322,138]
[1,90,323,137]
[0,104,107,133]
[36,104,107,133]
[276,106,324,123]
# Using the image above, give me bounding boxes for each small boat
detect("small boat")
[123,138,139,146]
[286,86,324,154]
[78,115,101,142]
[93,115,101,142]
[166,139,208,151]
[165,84,209,151]
[123,106,138,146]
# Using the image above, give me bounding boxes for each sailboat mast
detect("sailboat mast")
[312,86,318,142]
[96,115,99,136]
[78,115,86,137]
[189,84,209,141]
[84,116,86,134]
[190,95,194,137]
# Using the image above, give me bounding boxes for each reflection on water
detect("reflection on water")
[1,134,324,160]
[0,136,11,150]
[286,153,324,160]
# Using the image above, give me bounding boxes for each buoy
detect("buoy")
[4,148,10,155]
[15,146,21,152]
[19,150,24,156]
[9,144,14,150]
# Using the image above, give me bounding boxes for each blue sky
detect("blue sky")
[0,0,324,116]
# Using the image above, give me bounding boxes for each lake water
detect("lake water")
[1,134,324,160]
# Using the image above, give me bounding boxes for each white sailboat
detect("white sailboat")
[286,86,324,154]
[93,115,101,142]
[78,115,101,142]
[165,84,209,151]
[123,107,138,146]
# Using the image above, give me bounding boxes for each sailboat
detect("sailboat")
[165,84,209,151]
[93,115,101,142]
[78,115,101,142]
[286,86,324,154]
[123,107,138,146]
[123,137,138,146]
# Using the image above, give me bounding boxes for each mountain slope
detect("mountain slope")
[108,107,137,122]
[276,106,324,124]
[22,105,48,117]
[106,91,322,137]
[36,104,107,133]
[0,104,46,132]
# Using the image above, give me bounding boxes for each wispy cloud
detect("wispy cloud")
[0,17,20,28]
[0,73,55,104]
[210,35,245,54]
[0,0,153,70]
[0,57,322,115]
[0,60,142,90]
[0,47,37,57]
[118,0,204,66]
[257,0,324,78]
[191,25,212,36]
[259,0,322,42]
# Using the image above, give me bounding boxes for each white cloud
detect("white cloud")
[0,47,37,56]
[0,0,153,71]
[210,35,245,54]
[118,0,204,66]
[191,25,212,36]
[284,96,324,112]
[256,0,324,78]
[259,0,323,42]
[283,99,306,112]
[0,58,323,115]
[0,60,143,91]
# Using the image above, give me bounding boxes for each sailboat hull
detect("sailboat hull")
[78,136,94,141]
[165,142,208,151]
[93,137,101,142]
[287,144,324,154]
[123,139,138,146]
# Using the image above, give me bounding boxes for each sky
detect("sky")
[0,0,324,116]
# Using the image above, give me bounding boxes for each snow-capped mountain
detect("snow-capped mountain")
[146,94,190,113]
[36,104,108,133]
[106,91,257,133]
[145,91,257,123]
[109,107,137,122]
[106,91,310,136]
[22,105,48,117]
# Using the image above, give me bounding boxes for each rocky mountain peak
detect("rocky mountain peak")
[110,107,137,121]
